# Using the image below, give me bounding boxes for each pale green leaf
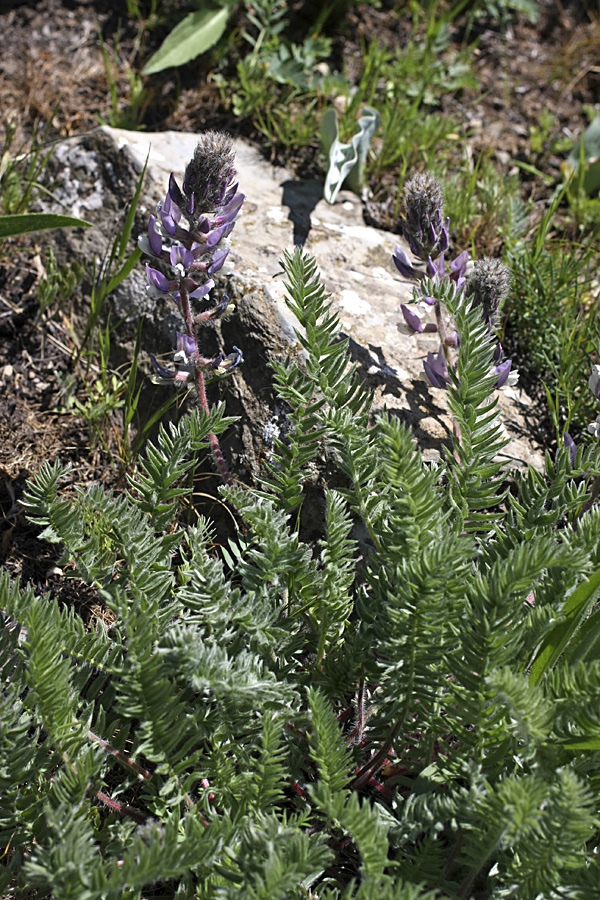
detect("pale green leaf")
[142,7,230,76]
[0,213,91,239]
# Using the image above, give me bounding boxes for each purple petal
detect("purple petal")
[189,278,215,299]
[150,354,174,380]
[407,233,422,259]
[401,304,423,333]
[168,173,185,209]
[424,323,439,333]
[438,218,450,253]
[170,246,194,270]
[221,191,244,218]
[450,250,469,281]
[147,215,163,256]
[208,248,230,274]
[495,359,512,388]
[217,346,242,372]
[564,433,576,466]
[176,332,197,357]
[427,253,445,279]
[392,245,416,279]
[206,222,234,247]
[146,265,170,292]
[423,348,449,388]
[493,342,503,363]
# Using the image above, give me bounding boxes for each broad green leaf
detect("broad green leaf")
[142,7,230,76]
[529,568,600,685]
[564,115,600,196]
[0,213,91,239]
[561,604,600,667]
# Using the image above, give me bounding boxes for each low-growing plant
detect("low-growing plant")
[97,26,149,131]
[504,187,599,440]
[35,246,86,323]
[440,152,528,255]
[4,136,600,898]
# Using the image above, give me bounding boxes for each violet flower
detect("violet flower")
[423,346,449,389]
[400,172,449,262]
[564,433,577,466]
[139,131,244,378]
[140,131,245,485]
[589,364,600,401]
[465,257,511,327]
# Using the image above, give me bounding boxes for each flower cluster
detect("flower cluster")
[139,131,244,386]
[392,171,517,391]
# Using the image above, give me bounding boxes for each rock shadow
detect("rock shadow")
[342,334,453,456]
[280,179,323,246]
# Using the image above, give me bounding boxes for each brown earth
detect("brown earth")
[1,0,599,603]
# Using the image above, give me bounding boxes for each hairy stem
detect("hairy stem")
[179,280,232,485]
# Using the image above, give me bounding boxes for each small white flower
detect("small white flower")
[588,415,600,439]
[589,364,600,398]
[505,367,519,387]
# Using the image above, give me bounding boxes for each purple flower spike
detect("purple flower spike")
[401,304,424,333]
[176,332,198,358]
[495,359,513,388]
[423,346,449,388]
[146,265,171,293]
[564,433,576,466]
[392,245,417,280]
[208,248,230,274]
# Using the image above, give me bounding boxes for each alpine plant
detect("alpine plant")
[392,171,517,391]
[139,131,244,482]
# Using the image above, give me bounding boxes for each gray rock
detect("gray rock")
[39,126,544,478]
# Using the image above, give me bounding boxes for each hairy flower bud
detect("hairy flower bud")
[401,172,449,262]
[465,257,511,325]
[183,131,237,216]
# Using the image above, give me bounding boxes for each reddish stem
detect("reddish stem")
[179,280,232,486]
[87,730,152,781]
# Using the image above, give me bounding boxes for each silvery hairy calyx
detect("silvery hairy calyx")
[139,132,244,483]
[392,171,517,391]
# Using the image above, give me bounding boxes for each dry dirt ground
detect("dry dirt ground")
[0,0,599,604]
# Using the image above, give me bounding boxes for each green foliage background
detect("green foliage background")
[2,250,600,897]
